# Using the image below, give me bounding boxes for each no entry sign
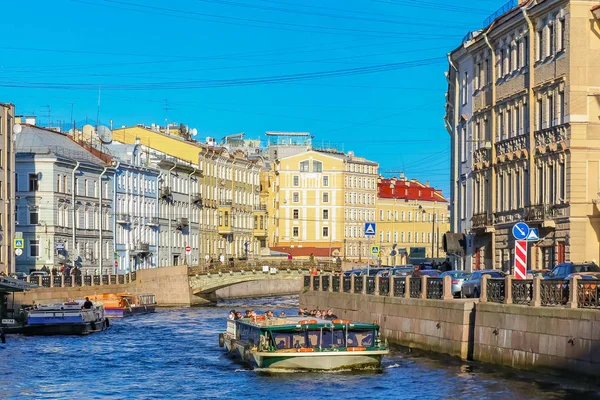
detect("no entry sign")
[514,240,527,280]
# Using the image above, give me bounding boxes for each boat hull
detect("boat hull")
[224,335,387,371]
[104,305,156,318]
[23,318,109,336]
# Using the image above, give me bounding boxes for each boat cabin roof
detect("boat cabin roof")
[236,316,378,331]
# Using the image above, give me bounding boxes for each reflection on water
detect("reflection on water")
[1,295,599,400]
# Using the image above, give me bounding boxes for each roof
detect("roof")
[265,132,311,136]
[270,246,340,257]
[16,125,107,165]
[378,178,447,203]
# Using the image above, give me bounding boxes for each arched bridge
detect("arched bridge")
[188,265,335,303]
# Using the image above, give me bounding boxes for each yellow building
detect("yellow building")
[376,177,450,265]
[268,149,378,259]
[113,125,266,263]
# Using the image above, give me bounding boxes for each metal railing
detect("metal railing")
[577,281,599,308]
[541,280,568,306]
[487,279,506,303]
[332,276,340,292]
[379,277,390,296]
[366,276,376,295]
[321,276,330,292]
[410,278,422,298]
[312,276,320,291]
[343,276,351,293]
[23,273,136,288]
[512,279,533,305]
[354,276,363,293]
[393,277,406,297]
[426,278,443,300]
[303,276,310,289]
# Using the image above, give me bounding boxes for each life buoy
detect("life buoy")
[296,348,315,353]
[346,347,366,352]
[218,333,225,348]
[251,316,266,322]
[298,320,317,325]
[332,319,350,324]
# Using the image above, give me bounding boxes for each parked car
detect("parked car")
[564,272,600,281]
[29,271,49,279]
[440,270,471,298]
[527,269,551,277]
[419,270,441,278]
[461,270,505,298]
[9,272,27,279]
[343,268,363,277]
[545,262,600,280]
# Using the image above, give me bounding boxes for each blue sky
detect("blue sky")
[2,0,506,196]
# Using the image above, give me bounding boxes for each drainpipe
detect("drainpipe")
[188,169,195,265]
[167,164,176,266]
[157,171,162,267]
[72,161,80,270]
[483,31,497,269]
[98,166,109,275]
[522,4,536,209]
[113,162,120,273]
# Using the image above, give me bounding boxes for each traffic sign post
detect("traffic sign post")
[185,245,192,255]
[371,246,379,255]
[514,240,527,280]
[364,222,376,276]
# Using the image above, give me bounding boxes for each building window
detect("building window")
[293,227,299,237]
[30,240,40,257]
[401,232,405,242]
[408,211,412,222]
[29,174,39,192]
[219,211,223,226]
[559,91,565,125]
[293,176,299,186]
[537,98,543,130]
[548,94,554,127]
[323,209,329,219]
[299,161,309,172]
[254,216,258,229]
[323,176,329,186]
[380,210,383,221]
[293,209,299,219]
[408,232,412,243]
[462,71,468,105]
[29,209,39,225]
[322,192,329,203]
[293,192,299,202]
[536,29,543,60]
[401,211,405,221]
[322,227,329,237]
[559,18,565,51]
[549,22,555,55]
[312,161,322,172]
[460,125,466,162]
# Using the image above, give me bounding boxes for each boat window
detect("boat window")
[347,329,375,347]
[321,329,346,348]
[271,332,306,349]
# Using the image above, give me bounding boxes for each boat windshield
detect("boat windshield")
[270,328,375,349]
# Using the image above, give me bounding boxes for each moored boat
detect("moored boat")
[88,293,156,318]
[219,316,389,371]
[24,301,109,336]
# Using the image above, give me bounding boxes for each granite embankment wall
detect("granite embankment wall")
[300,291,600,377]
[214,280,301,301]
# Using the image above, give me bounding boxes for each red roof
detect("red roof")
[270,246,340,257]
[378,178,447,203]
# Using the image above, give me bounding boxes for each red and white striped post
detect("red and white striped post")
[514,240,528,280]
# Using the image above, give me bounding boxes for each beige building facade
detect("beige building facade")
[446,0,600,270]
[0,103,15,274]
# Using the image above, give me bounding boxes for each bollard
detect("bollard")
[566,276,579,309]
[329,274,334,293]
[404,276,411,299]
[504,276,513,304]
[362,275,367,295]
[60,275,65,288]
[50,275,54,288]
[480,274,488,302]
[532,275,542,307]
[442,275,453,300]
[350,275,355,293]
[421,276,428,299]
[389,276,395,298]
[309,275,314,291]
[374,276,380,296]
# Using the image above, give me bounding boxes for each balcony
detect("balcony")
[472,212,494,229]
[218,224,232,235]
[254,204,267,212]
[495,134,527,157]
[134,242,150,253]
[534,125,568,154]
[116,214,131,224]
[176,218,189,230]
[524,204,567,227]
[253,227,267,237]
[160,187,172,200]
[145,217,159,226]
[219,199,232,207]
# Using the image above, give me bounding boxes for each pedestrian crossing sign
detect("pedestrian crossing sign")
[526,228,539,241]
[14,239,24,249]
[364,222,376,237]
[371,246,379,255]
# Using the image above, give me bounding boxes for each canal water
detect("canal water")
[2,296,600,400]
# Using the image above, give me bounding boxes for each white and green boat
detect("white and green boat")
[219,316,389,371]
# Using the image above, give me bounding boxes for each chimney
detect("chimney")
[426,180,430,187]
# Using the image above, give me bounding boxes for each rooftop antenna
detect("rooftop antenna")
[163,99,173,133]
[42,104,51,127]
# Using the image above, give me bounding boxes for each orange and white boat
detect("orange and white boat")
[88,293,156,318]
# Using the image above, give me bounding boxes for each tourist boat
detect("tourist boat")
[219,316,389,370]
[23,301,109,336]
[87,293,157,318]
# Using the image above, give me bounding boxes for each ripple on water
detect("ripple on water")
[2,296,600,400]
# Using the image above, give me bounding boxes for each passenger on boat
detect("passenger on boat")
[315,310,322,318]
[324,309,338,320]
[280,311,286,317]
[83,297,93,310]
[228,310,236,320]
[234,312,243,320]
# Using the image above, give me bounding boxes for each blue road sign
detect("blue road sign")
[364,222,376,237]
[55,242,65,250]
[512,222,530,240]
[526,228,540,241]
[13,238,23,249]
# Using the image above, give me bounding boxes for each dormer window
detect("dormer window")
[299,161,309,172]
[312,161,322,172]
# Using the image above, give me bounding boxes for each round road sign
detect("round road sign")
[512,222,530,240]
[14,248,23,256]
[185,245,192,254]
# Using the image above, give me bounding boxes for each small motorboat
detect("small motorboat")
[88,293,156,318]
[23,301,109,336]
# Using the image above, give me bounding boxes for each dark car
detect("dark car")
[419,270,441,278]
[545,262,600,280]
[343,268,363,277]
[527,269,551,278]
